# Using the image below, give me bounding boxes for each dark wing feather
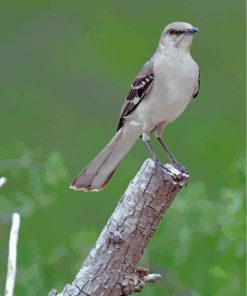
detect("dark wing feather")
[193,71,200,99]
[117,59,154,131]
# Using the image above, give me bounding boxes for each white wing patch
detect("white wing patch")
[117,60,154,130]
[132,97,140,104]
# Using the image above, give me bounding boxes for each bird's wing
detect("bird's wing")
[117,59,154,131]
[192,71,200,99]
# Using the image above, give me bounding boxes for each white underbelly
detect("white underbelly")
[129,80,194,132]
[152,77,194,121]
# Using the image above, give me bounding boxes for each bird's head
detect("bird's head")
[160,22,199,51]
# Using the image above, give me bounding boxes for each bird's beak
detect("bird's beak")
[187,27,199,34]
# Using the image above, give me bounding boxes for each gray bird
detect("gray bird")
[70,22,200,192]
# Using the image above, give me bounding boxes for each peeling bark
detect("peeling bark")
[50,159,189,296]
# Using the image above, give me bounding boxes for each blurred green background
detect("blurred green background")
[0,0,245,295]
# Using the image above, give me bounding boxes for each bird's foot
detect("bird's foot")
[171,161,188,175]
[153,157,162,170]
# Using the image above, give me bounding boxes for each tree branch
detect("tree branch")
[5,213,21,296]
[50,159,189,296]
[0,176,7,188]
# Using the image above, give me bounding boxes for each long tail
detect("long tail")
[70,125,141,192]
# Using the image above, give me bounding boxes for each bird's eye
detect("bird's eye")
[168,29,176,35]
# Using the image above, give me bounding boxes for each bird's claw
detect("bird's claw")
[153,157,162,170]
[171,161,188,175]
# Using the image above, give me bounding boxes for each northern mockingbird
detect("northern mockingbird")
[70,22,200,192]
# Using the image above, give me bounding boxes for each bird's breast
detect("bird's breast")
[150,52,198,122]
[127,51,199,133]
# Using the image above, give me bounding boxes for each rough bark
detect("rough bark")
[49,159,189,296]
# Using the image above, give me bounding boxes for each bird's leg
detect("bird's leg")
[156,136,188,174]
[156,137,177,163]
[142,133,160,166]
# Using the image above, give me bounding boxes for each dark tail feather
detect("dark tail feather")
[70,125,141,192]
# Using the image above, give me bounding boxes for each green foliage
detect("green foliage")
[0,145,67,294]
[0,145,66,219]
[144,154,245,296]
[0,147,245,295]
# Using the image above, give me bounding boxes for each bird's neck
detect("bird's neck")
[177,37,193,52]
[157,43,191,58]
[158,35,193,54]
